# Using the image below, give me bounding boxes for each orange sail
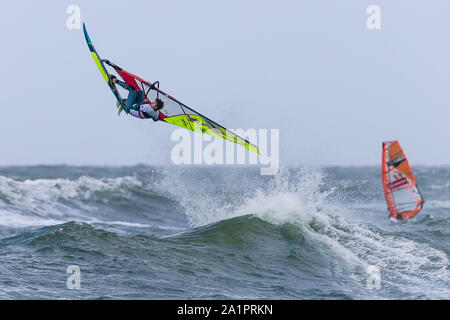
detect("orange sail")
[381,141,424,221]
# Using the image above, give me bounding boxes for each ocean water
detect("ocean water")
[0,165,448,299]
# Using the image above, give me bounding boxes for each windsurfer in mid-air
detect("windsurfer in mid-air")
[110,75,164,121]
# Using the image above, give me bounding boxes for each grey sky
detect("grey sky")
[1,1,449,166]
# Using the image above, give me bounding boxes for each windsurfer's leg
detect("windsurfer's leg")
[116,80,133,91]
[135,90,144,105]
[125,90,144,112]
[124,89,138,113]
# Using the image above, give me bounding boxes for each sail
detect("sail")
[104,61,260,154]
[381,141,424,221]
[83,24,259,154]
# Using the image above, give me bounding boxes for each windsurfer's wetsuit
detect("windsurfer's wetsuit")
[115,80,160,121]
[115,80,144,113]
[129,104,160,121]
